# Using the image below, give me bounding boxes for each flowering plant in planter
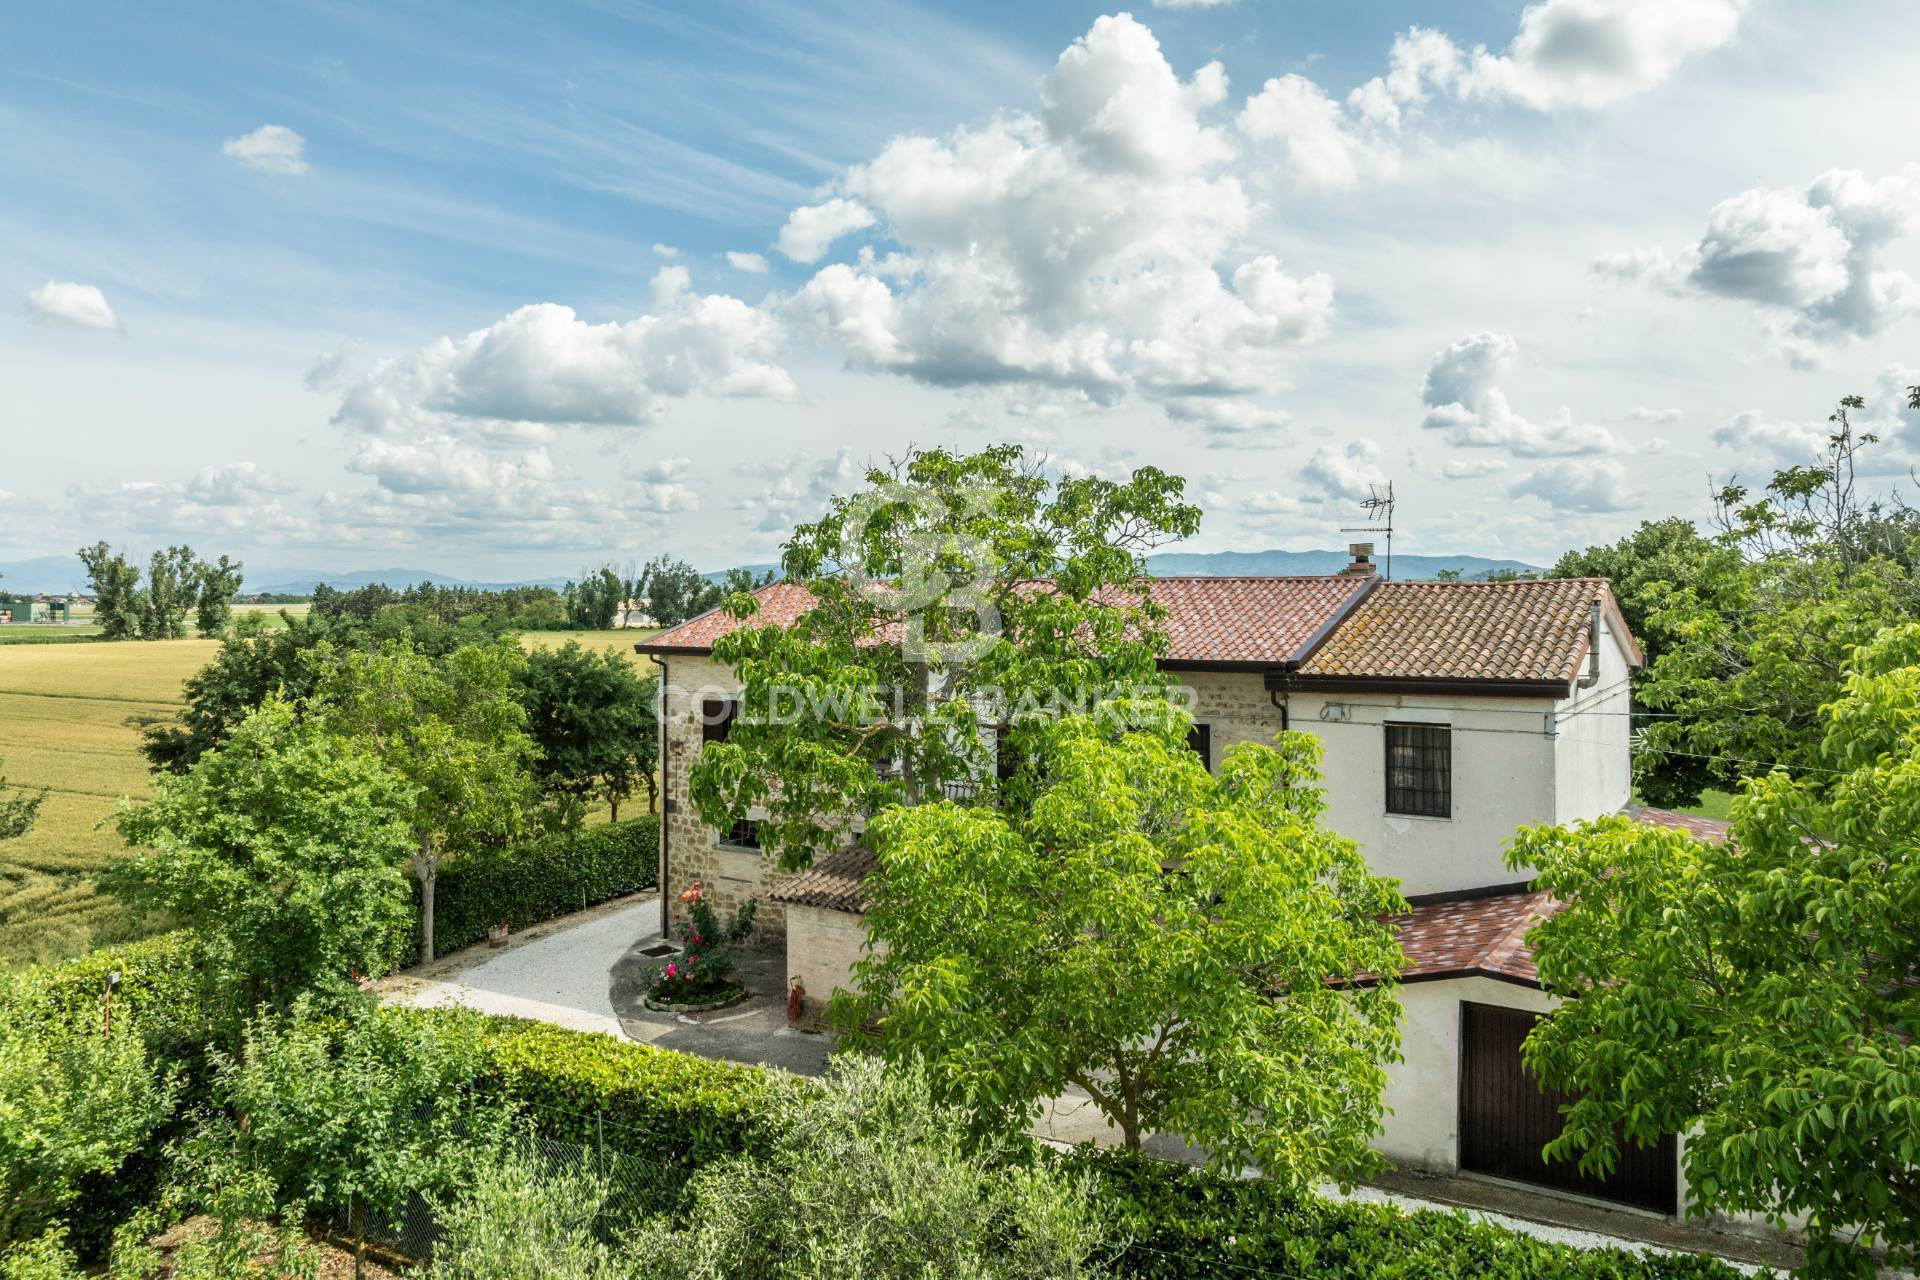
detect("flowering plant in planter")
[648,881,757,1005]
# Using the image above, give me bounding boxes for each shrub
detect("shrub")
[648,881,755,1004]
[466,1016,807,1186]
[430,1147,625,1280]
[630,1055,1106,1280]
[3,933,212,1053]
[1076,1150,1751,1280]
[0,996,180,1248]
[418,817,658,960]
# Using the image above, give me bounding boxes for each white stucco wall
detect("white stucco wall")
[1376,976,1560,1171]
[786,903,874,1029]
[1550,612,1636,827]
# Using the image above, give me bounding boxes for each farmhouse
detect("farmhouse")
[636,547,1708,1216]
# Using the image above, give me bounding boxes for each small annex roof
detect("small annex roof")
[1386,806,1732,986]
[770,844,877,914]
[1296,578,1642,686]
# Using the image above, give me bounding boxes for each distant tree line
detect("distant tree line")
[76,543,245,639]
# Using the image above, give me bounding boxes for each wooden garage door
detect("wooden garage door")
[1459,1002,1676,1213]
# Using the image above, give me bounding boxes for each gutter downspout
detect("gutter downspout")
[1575,602,1602,690]
[652,653,671,938]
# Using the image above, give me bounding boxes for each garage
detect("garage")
[1459,1001,1676,1213]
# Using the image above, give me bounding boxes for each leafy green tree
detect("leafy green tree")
[0,758,43,843]
[835,718,1405,1183]
[1509,623,1920,1279]
[217,1003,504,1280]
[138,546,199,639]
[0,999,180,1246]
[75,543,143,639]
[1640,410,1917,805]
[1550,517,1743,806]
[563,565,626,631]
[192,554,244,636]
[315,637,539,962]
[521,642,658,821]
[108,699,417,1014]
[691,444,1201,872]
[631,1055,1105,1280]
[141,612,333,773]
[637,555,724,626]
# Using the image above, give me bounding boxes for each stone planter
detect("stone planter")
[487,922,510,948]
[642,984,748,1015]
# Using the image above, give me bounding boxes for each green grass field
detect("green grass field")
[518,627,659,666]
[0,638,219,965]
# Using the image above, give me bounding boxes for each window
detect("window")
[720,817,759,848]
[1385,723,1451,818]
[1187,722,1212,772]
[701,697,739,747]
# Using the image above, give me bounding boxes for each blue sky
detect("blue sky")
[6,0,1918,578]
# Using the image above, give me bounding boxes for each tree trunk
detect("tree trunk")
[352,1195,367,1280]
[414,840,436,964]
[609,795,620,823]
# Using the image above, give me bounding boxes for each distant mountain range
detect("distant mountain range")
[1,550,1538,596]
[1143,549,1539,579]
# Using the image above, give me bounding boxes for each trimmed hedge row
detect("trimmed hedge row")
[450,1017,1750,1280]
[1078,1151,1747,1280]
[418,815,659,959]
[9,925,1754,1280]
[3,932,214,1052]
[472,1016,812,1172]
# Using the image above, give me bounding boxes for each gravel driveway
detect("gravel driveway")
[378,894,657,1037]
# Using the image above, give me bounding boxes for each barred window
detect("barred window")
[1187,722,1212,772]
[1385,723,1451,818]
[721,818,760,849]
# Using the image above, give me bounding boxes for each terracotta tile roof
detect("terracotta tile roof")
[1384,807,1730,986]
[770,844,876,913]
[1142,576,1370,665]
[637,581,822,654]
[1297,578,1641,684]
[639,576,1371,666]
[1628,805,1731,844]
[1388,890,1554,985]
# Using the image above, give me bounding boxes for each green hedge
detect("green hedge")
[472,1016,810,1172]
[1078,1151,1748,1280]
[420,815,659,958]
[436,1018,1750,1280]
[3,932,213,1052]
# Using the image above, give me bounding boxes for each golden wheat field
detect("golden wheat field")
[0,639,218,966]
[0,629,664,966]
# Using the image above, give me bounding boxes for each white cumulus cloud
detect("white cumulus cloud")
[1711,411,1829,466]
[775,198,878,263]
[1301,439,1388,503]
[222,124,310,175]
[1595,166,1920,359]
[1510,459,1634,512]
[781,14,1331,444]
[25,281,119,331]
[332,268,796,437]
[1417,332,1620,457]
[1461,0,1749,110]
[303,339,361,393]
[726,251,771,274]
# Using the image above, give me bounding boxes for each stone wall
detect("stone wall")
[657,654,787,942]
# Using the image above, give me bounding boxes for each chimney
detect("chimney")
[1339,542,1377,576]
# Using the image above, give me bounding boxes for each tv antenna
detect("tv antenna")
[1340,481,1395,580]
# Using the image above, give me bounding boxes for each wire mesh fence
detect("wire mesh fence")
[325,1102,685,1265]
